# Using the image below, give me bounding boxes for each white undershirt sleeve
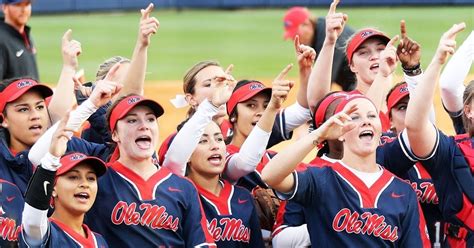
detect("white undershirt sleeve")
[439,31,474,113]
[28,99,98,166]
[404,72,436,123]
[21,203,49,246]
[162,99,219,176]
[282,102,312,135]
[225,125,271,181]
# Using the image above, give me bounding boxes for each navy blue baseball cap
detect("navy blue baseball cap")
[2,0,31,4]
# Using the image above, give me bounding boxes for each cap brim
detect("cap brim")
[9,84,54,104]
[57,156,107,178]
[116,99,165,121]
[388,93,409,112]
[283,29,297,40]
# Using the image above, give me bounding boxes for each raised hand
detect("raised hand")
[49,111,75,158]
[396,20,421,69]
[295,35,317,70]
[269,64,294,110]
[314,104,357,142]
[435,22,466,65]
[210,73,237,107]
[325,0,348,44]
[139,3,160,47]
[61,29,81,70]
[379,35,399,77]
[89,63,123,107]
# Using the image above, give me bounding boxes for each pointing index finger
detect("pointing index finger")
[141,3,154,19]
[294,35,302,53]
[400,20,407,39]
[276,64,293,80]
[387,35,399,47]
[328,0,340,15]
[445,22,466,40]
[62,29,72,42]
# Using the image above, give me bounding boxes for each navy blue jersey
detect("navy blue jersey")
[377,135,443,245]
[19,218,108,248]
[402,130,474,231]
[0,179,23,246]
[272,157,332,237]
[280,162,430,247]
[85,161,215,247]
[0,131,34,195]
[196,180,264,247]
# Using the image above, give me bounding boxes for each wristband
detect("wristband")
[402,64,422,76]
[24,166,56,210]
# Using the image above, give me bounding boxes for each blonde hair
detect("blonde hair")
[462,80,474,136]
[95,56,130,81]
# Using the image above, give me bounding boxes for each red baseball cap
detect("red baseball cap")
[226,80,272,116]
[57,152,107,177]
[109,95,164,133]
[283,7,310,40]
[312,92,349,128]
[0,78,53,121]
[346,28,390,64]
[334,93,374,114]
[387,82,409,112]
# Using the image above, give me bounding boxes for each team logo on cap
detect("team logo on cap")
[284,20,293,28]
[127,96,142,105]
[399,85,408,93]
[69,153,86,161]
[249,83,264,91]
[360,31,374,38]
[16,80,35,89]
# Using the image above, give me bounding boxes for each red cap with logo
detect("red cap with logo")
[109,95,164,133]
[57,152,107,177]
[283,7,310,40]
[0,78,53,122]
[387,82,409,112]
[312,92,349,128]
[346,28,390,64]
[226,80,272,116]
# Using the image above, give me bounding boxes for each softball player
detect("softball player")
[20,114,108,247]
[262,94,430,247]
[404,23,473,246]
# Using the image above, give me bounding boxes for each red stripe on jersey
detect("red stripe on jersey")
[332,162,394,208]
[50,218,99,248]
[416,203,432,247]
[195,180,233,215]
[455,194,474,230]
[110,161,172,201]
[413,163,431,179]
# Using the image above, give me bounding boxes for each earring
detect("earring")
[1,123,7,128]
[52,192,57,198]
[230,117,236,122]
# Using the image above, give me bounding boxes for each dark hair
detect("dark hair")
[183,61,221,118]
[0,77,51,146]
[385,81,407,118]
[462,80,474,136]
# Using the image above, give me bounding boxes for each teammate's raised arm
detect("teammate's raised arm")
[406,22,466,158]
[48,29,82,123]
[120,3,160,97]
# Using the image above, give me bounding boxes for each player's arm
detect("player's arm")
[307,0,346,110]
[405,23,465,158]
[262,107,355,193]
[47,30,81,123]
[22,114,72,245]
[118,3,158,97]
[439,31,473,113]
[28,78,122,165]
[226,65,293,180]
[163,76,236,176]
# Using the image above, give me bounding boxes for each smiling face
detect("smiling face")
[350,37,387,87]
[188,122,226,178]
[233,92,270,139]
[53,163,98,216]
[341,98,382,157]
[2,90,49,151]
[112,105,159,161]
